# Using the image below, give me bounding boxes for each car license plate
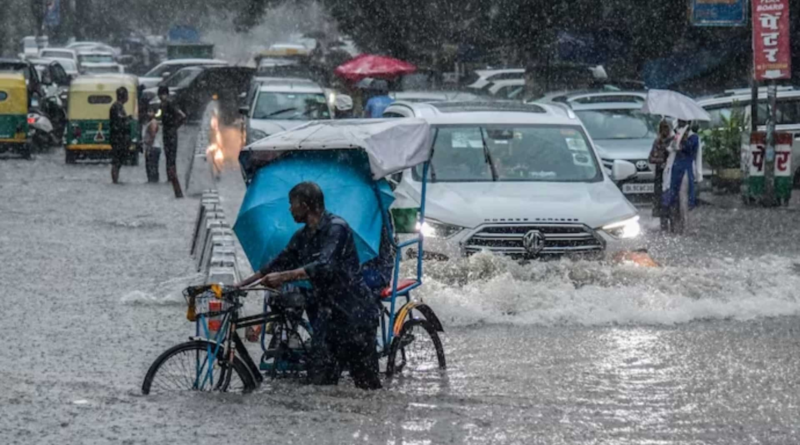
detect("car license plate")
[623,183,654,194]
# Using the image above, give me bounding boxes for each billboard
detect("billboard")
[44,0,61,28]
[691,0,748,26]
[752,0,792,80]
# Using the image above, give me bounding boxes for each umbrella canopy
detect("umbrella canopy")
[233,151,395,272]
[641,89,711,122]
[334,54,416,82]
[240,119,434,180]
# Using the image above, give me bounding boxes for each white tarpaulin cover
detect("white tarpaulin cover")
[244,119,433,179]
[641,89,711,122]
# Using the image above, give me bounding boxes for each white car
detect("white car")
[467,68,525,90]
[243,78,333,145]
[81,63,124,74]
[388,91,481,104]
[39,48,78,64]
[538,91,656,199]
[383,101,642,260]
[67,41,120,57]
[43,58,79,78]
[139,59,228,89]
[697,87,800,186]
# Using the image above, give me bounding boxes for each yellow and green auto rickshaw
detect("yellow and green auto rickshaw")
[65,74,139,164]
[0,73,31,159]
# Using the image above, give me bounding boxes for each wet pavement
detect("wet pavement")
[2,130,800,444]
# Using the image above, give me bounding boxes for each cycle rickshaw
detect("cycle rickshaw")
[142,119,445,394]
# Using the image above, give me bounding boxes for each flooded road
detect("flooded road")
[2,131,800,444]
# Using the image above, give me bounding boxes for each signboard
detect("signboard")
[691,0,748,26]
[752,0,792,80]
[44,0,61,27]
[748,132,792,177]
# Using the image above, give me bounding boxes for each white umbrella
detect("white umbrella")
[641,89,711,122]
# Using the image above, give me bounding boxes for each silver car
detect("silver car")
[571,102,658,197]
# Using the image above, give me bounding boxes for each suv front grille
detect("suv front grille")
[465,224,604,257]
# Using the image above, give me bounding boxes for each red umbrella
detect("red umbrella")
[334,54,417,82]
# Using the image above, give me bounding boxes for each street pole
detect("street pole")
[763,81,777,206]
[750,77,758,132]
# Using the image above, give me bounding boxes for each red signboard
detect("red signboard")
[752,0,792,80]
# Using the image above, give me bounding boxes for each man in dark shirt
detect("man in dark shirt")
[109,87,130,184]
[237,182,382,390]
[158,86,186,198]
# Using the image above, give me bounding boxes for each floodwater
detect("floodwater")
[2,128,800,444]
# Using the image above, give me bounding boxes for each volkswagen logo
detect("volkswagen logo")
[522,230,545,256]
[635,160,650,172]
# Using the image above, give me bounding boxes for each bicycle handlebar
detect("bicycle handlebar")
[183,284,281,300]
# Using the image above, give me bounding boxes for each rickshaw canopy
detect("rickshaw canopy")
[242,119,434,180]
[68,75,138,120]
[0,73,28,114]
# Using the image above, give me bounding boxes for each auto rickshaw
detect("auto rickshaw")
[65,75,139,164]
[0,73,31,159]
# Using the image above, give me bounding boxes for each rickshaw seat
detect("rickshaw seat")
[380,279,418,300]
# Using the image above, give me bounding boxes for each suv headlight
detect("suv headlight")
[602,216,641,239]
[247,129,268,145]
[416,219,464,239]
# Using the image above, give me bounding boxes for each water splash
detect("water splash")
[412,252,800,326]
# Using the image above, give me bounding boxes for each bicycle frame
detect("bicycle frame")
[377,161,430,349]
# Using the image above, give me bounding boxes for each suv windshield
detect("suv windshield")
[575,109,655,139]
[252,92,330,120]
[416,125,601,182]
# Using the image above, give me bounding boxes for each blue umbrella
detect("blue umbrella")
[233,151,394,272]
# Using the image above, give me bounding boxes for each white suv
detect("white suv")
[243,78,333,145]
[697,87,800,186]
[383,101,642,260]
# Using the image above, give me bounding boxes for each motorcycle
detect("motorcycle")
[27,109,60,152]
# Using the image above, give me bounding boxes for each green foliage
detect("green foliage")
[701,106,745,170]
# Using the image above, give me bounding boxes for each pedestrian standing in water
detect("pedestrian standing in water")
[363,81,394,118]
[142,106,161,183]
[662,120,699,234]
[109,87,131,184]
[649,120,673,230]
[158,86,186,198]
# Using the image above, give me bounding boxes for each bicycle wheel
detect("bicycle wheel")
[142,340,256,395]
[386,319,446,378]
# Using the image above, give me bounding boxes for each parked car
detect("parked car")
[241,77,332,145]
[697,87,800,186]
[21,36,41,59]
[465,68,525,90]
[67,41,120,58]
[138,58,228,89]
[44,58,79,78]
[382,100,641,260]
[478,78,525,100]
[538,91,660,199]
[389,91,481,103]
[82,63,124,75]
[147,66,255,123]
[77,50,115,69]
[39,48,78,64]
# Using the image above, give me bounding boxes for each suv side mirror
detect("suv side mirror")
[611,160,637,182]
[238,105,249,116]
[161,71,171,78]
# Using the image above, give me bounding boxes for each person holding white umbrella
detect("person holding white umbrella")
[642,90,710,234]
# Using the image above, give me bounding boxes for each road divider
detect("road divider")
[191,190,241,286]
